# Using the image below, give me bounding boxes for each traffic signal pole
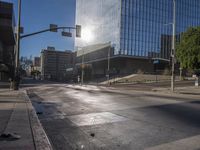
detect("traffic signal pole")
[14,0,21,90]
[20,26,77,39]
[14,22,81,89]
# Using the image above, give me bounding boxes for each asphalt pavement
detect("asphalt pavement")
[24,80,200,150]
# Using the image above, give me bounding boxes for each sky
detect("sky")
[3,0,76,58]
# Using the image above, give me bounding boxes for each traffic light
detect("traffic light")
[76,25,81,37]
[50,24,58,32]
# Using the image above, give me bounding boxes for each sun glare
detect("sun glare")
[81,27,94,43]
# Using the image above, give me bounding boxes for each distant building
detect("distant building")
[33,57,41,67]
[47,46,55,51]
[31,57,41,77]
[41,47,75,81]
[0,1,16,81]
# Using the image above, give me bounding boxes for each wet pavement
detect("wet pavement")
[26,83,200,150]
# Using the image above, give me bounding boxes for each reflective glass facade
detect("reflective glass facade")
[76,0,121,54]
[76,0,200,59]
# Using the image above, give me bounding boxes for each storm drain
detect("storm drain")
[68,112,128,126]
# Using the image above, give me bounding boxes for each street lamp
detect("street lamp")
[163,0,176,92]
[171,0,176,92]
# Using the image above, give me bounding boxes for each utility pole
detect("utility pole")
[14,0,21,90]
[171,0,176,92]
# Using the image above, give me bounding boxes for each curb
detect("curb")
[22,90,53,150]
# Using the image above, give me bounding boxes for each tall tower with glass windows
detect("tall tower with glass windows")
[76,0,200,59]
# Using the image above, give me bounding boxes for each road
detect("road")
[24,80,200,150]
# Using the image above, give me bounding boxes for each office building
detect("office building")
[41,47,75,81]
[0,1,16,81]
[75,0,200,76]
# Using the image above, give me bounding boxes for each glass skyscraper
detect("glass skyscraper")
[75,0,200,60]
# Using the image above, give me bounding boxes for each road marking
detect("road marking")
[68,112,128,126]
[146,134,200,150]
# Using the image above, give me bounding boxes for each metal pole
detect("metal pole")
[14,0,21,90]
[107,42,111,85]
[16,0,21,70]
[171,0,176,92]
[81,49,84,85]
[20,26,76,39]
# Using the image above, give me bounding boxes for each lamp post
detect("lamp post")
[171,0,176,92]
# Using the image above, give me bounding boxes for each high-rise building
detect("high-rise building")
[75,0,200,75]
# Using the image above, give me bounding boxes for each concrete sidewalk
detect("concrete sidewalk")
[153,86,200,95]
[0,89,52,150]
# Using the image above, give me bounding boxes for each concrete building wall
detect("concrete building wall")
[91,58,154,76]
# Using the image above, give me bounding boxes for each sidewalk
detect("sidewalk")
[153,86,200,95]
[0,88,52,150]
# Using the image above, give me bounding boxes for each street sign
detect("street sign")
[76,25,81,37]
[50,24,58,32]
[62,31,72,37]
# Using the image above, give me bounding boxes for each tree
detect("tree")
[176,27,200,72]
[31,70,41,76]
